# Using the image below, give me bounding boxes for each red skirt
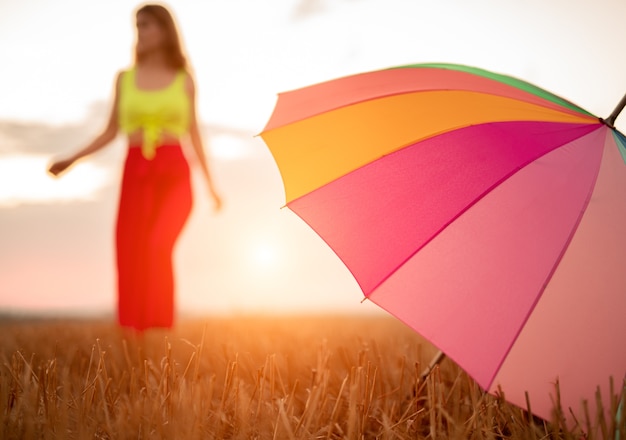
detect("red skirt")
[116,144,192,330]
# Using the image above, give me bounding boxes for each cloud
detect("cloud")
[0,101,261,207]
[0,101,256,156]
[0,107,120,208]
[0,120,87,155]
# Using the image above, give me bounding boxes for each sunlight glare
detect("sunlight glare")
[251,242,279,270]
[0,154,110,207]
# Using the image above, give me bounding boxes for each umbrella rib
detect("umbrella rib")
[262,88,594,134]
[365,123,606,301]
[486,128,607,390]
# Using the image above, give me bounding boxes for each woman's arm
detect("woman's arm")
[48,72,122,176]
[185,73,222,211]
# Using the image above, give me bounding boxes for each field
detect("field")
[0,316,623,439]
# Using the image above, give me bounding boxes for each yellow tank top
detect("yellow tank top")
[118,68,190,159]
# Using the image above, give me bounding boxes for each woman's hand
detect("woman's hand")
[47,73,121,179]
[209,185,223,212]
[186,74,223,214]
[48,157,75,177]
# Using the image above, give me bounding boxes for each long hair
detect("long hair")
[134,4,187,70]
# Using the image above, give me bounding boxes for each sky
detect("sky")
[1,0,625,316]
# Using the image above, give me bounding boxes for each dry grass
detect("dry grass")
[0,315,623,439]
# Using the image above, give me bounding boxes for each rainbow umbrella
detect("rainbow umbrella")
[260,63,626,426]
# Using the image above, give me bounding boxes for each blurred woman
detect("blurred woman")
[49,4,221,331]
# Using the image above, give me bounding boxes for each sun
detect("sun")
[251,242,278,269]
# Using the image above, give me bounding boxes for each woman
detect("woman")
[49,4,221,331]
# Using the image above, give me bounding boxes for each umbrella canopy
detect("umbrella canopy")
[260,63,626,426]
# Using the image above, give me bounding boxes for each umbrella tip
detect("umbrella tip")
[601,117,616,129]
